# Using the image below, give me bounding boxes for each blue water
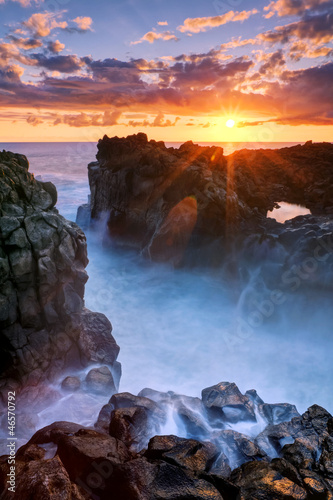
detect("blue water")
[1,141,332,415]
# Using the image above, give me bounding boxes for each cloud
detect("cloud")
[23,12,68,37]
[263,0,333,18]
[258,50,286,75]
[131,30,179,45]
[158,21,168,26]
[259,11,333,45]
[27,114,43,126]
[72,16,93,32]
[30,53,85,73]
[0,0,42,6]
[47,40,65,53]
[7,35,42,50]
[128,112,180,127]
[53,110,122,127]
[288,41,333,60]
[177,9,258,33]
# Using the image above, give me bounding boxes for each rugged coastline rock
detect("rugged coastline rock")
[0,151,120,445]
[1,381,332,499]
[78,134,333,271]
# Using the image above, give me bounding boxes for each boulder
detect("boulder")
[202,382,256,424]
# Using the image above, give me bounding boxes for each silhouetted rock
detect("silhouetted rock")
[80,135,333,271]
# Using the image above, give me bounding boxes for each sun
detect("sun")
[226,119,235,128]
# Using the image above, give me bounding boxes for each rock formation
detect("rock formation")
[79,134,333,273]
[0,151,120,445]
[1,381,332,499]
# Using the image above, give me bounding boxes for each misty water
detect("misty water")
[2,142,333,446]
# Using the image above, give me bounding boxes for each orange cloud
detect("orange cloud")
[131,30,179,45]
[72,16,93,31]
[23,12,68,37]
[177,9,258,33]
[264,0,332,18]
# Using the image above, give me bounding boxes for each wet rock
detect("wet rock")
[0,150,121,434]
[57,428,130,499]
[0,455,85,500]
[85,366,116,394]
[109,406,155,451]
[61,376,81,392]
[202,382,256,424]
[110,392,166,423]
[215,430,267,469]
[260,403,300,425]
[231,460,308,500]
[145,435,219,473]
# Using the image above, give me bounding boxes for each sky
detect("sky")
[0,0,332,142]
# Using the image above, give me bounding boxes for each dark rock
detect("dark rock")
[0,455,86,500]
[0,150,121,448]
[110,392,166,422]
[214,430,267,469]
[202,382,256,424]
[145,435,219,473]
[61,376,81,392]
[260,403,300,425]
[231,460,308,499]
[109,406,155,451]
[85,366,116,394]
[83,135,333,270]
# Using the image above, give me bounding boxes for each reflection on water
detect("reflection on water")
[267,202,311,223]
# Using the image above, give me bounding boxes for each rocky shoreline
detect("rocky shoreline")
[1,145,333,499]
[1,381,333,499]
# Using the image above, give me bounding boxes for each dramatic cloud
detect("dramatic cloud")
[23,12,68,37]
[264,0,333,18]
[47,40,65,54]
[132,30,179,45]
[259,12,333,45]
[30,53,85,73]
[288,41,333,60]
[177,9,258,33]
[258,50,286,75]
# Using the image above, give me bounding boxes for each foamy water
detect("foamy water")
[1,141,332,430]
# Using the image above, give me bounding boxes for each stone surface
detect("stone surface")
[79,135,333,273]
[0,150,121,448]
[1,389,332,499]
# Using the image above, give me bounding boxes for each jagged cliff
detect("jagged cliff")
[0,151,120,441]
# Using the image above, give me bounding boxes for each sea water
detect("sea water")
[1,141,332,417]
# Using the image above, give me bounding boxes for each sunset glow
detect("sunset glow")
[0,0,332,142]
[226,120,235,129]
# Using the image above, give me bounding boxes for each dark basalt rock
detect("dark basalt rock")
[0,151,120,449]
[85,366,116,394]
[202,382,256,424]
[1,386,332,499]
[79,135,333,270]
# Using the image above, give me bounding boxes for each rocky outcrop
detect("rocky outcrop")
[0,151,120,445]
[1,381,332,499]
[79,134,333,268]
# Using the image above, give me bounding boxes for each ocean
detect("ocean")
[1,141,333,417]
